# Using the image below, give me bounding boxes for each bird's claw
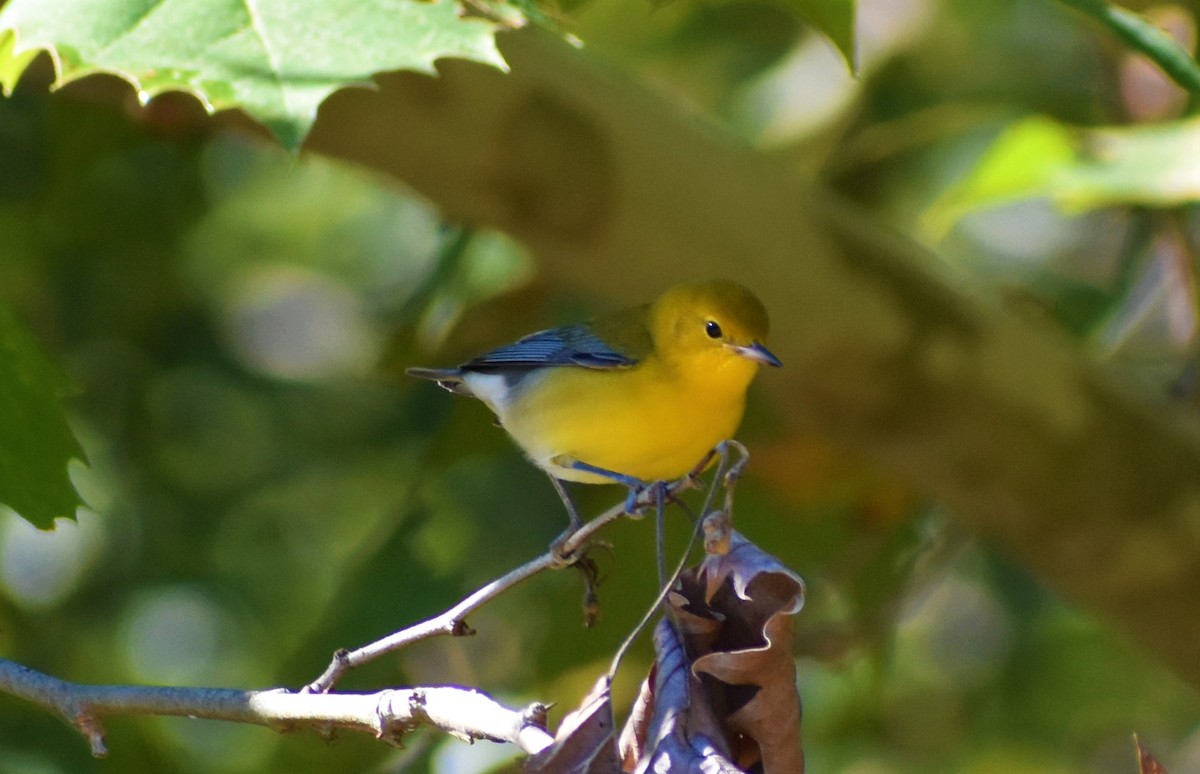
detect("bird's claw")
[624,480,670,516]
[549,527,585,568]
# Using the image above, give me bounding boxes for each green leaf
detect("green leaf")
[1057,0,1200,95]
[0,304,86,529]
[778,0,855,71]
[0,0,514,151]
[0,29,39,94]
[923,115,1200,239]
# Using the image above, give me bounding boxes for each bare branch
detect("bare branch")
[0,658,554,758]
[306,460,716,694]
[0,447,752,761]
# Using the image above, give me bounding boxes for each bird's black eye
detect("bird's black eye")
[705,320,722,339]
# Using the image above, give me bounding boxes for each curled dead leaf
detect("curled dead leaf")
[620,531,805,774]
[618,620,745,772]
[536,532,804,773]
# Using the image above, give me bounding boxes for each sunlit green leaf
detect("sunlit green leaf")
[0,0,515,150]
[923,115,1200,238]
[0,29,38,94]
[0,304,85,530]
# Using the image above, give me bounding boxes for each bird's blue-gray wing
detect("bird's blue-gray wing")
[461,324,637,371]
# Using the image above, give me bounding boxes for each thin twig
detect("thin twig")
[609,510,705,681]
[0,658,553,758]
[607,442,748,679]
[306,449,732,693]
[655,484,668,591]
[304,549,557,694]
[306,469,706,694]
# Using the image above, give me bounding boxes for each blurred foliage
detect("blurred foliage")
[922,115,1200,238]
[0,0,1198,773]
[775,0,857,69]
[0,304,84,528]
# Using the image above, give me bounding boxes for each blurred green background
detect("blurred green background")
[1,0,1199,772]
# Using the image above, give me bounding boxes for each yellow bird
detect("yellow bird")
[407,280,780,525]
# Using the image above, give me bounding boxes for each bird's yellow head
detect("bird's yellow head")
[649,280,781,381]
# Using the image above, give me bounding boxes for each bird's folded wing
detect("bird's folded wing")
[463,324,638,371]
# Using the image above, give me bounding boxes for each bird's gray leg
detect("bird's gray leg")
[546,475,588,565]
[548,475,583,530]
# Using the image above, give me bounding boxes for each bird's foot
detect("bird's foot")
[549,523,586,568]
[625,479,671,517]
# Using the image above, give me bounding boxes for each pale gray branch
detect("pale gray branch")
[0,658,553,758]
[0,458,721,758]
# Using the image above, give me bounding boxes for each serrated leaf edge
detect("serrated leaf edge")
[0,0,513,149]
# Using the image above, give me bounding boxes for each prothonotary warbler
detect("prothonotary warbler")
[407,280,781,526]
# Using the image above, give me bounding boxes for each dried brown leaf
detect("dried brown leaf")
[618,619,745,773]
[669,588,723,656]
[1135,734,1171,774]
[696,531,806,618]
[552,532,803,773]
[672,531,806,773]
[616,668,654,770]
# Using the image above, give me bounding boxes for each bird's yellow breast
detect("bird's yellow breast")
[496,353,756,484]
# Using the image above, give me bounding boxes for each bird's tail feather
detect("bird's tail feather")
[405,367,475,397]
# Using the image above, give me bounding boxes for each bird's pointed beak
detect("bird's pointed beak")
[730,341,782,367]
